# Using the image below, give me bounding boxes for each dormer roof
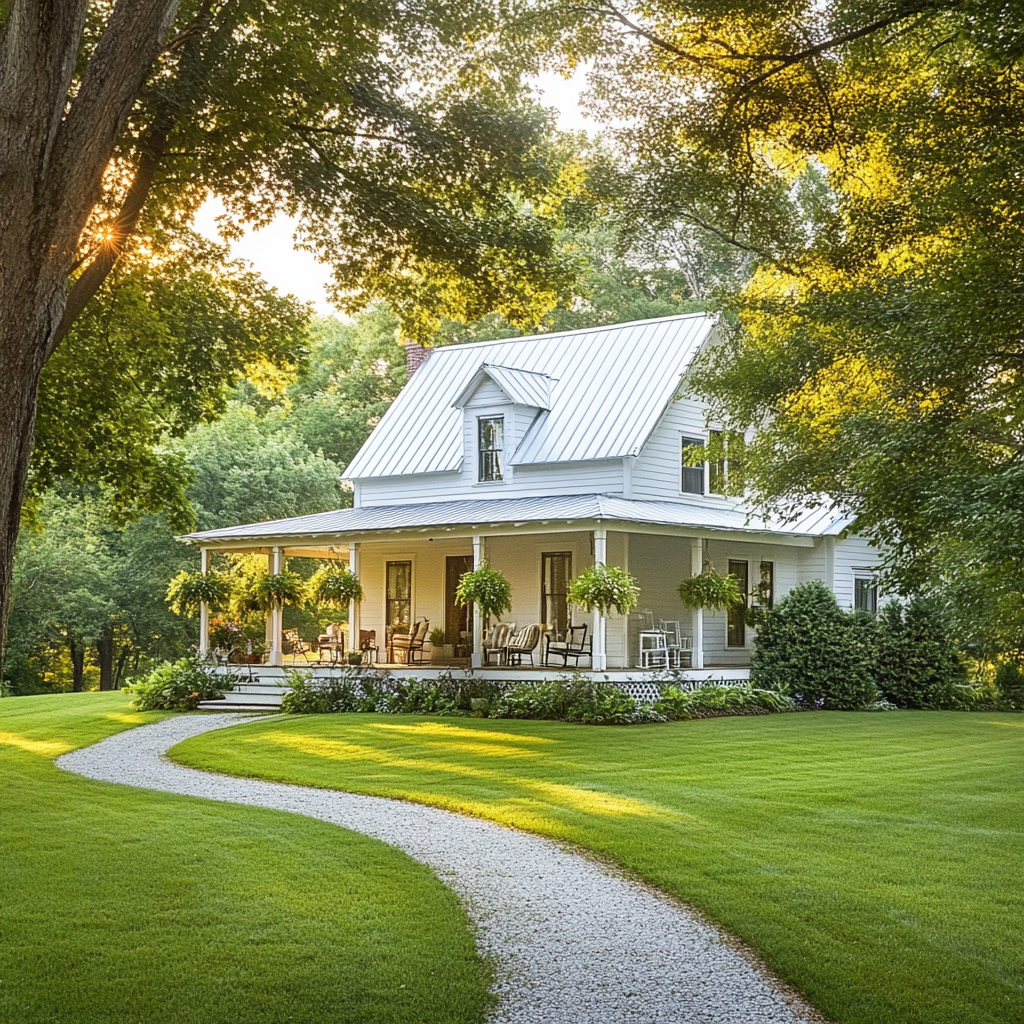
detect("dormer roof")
[452,363,554,411]
[344,313,715,479]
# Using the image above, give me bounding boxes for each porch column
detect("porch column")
[690,538,704,669]
[593,526,607,671]
[471,534,484,668]
[269,546,284,667]
[199,548,210,656]
[348,542,361,660]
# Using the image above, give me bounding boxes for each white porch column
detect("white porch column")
[199,548,210,656]
[471,534,484,668]
[690,538,704,669]
[593,526,607,672]
[269,546,284,667]
[348,542,361,660]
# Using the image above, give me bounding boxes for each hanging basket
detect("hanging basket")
[166,570,232,617]
[308,565,364,608]
[567,564,640,616]
[455,565,513,623]
[677,567,744,610]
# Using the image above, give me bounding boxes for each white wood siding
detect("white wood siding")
[833,534,885,610]
[630,394,710,500]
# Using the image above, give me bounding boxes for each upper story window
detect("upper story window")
[708,429,745,496]
[681,436,705,494]
[478,416,504,482]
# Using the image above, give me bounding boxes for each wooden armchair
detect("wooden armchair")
[391,619,429,664]
[283,628,316,662]
[505,624,542,666]
[544,624,591,668]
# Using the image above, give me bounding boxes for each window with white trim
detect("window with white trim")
[854,577,878,614]
[478,417,504,482]
[681,436,705,494]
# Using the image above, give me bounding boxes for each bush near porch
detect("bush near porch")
[172,711,1024,1024]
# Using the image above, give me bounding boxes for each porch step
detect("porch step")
[198,700,282,713]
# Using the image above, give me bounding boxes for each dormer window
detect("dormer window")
[478,417,504,481]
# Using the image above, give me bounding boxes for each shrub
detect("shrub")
[994,662,1024,710]
[281,670,368,714]
[654,684,797,720]
[491,676,662,724]
[751,580,878,709]
[567,564,640,616]
[873,598,968,708]
[127,655,233,711]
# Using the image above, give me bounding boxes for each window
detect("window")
[681,436,705,494]
[478,417,504,482]
[727,559,749,647]
[708,429,746,496]
[386,561,412,632]
[541,552,572,636]
[854,577,878,614]
[755,561,774,610]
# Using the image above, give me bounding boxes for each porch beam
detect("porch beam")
[348,542,361,662]
[199,547,210,656]
[471,535,484,668]
[690,538,704,669]
[593,526,607,671]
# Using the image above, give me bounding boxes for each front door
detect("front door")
[445,555,474,647]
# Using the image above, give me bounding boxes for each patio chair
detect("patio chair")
[392,618,429,664]
[283,628,316,663]
[638,630,669,669]
[544,624,592,668]
[482,622,513,666]
[359,629,378,664]
[660,620,684,668]
[316,623,346,664]
[505,624,542,667]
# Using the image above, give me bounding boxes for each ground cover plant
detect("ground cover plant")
[0,692,491,1024]
[173,711,1024,1024]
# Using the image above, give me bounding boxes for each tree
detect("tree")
[0,0,583,664]
[559,1,1024,658]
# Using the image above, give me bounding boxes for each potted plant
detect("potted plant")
[677,566,744,610]
[429,627,452,663]
[455,564,513,630]
[166,569,232,617]
[567,564,640,616]
[307,564,363,608]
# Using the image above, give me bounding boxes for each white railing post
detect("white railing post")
[269,546,284,667]
[199,547,210,656]
[348,542,361,662]
[471,534,484,668]
[593,526,607,672]
[690,537,704,669]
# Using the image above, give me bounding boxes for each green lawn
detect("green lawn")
[172,710,1024,1024]
[0,693,491,1024]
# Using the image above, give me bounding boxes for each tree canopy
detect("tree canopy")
[562,0,1024,658]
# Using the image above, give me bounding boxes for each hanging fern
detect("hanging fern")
[308,565,364,608]
[455,565,513,623]
[678,567,744,610]
[166,570,232,617]
[253,571,306,612]
[567,564,640,616]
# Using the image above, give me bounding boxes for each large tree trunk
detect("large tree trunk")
[0,0,181,675]
[69,638,86,693]
[96,629,115,691]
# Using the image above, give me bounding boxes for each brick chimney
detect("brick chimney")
[404,341,429,377]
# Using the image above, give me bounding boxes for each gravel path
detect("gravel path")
[58,714,819,1024]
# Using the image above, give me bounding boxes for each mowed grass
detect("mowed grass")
[173,710,1024,1024]
[0,693,491,1024]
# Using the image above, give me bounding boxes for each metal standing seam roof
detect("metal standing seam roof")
[182,493,853,545]
[452,364,554,410]
[342,313,716,479]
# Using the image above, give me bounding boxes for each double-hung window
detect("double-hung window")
[854,577,878,614]
[727,559,749,647]
[709,429,746,495]
[478,417,504,482]
[681,436,705,494]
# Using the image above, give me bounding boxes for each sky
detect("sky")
[191,72,591,316]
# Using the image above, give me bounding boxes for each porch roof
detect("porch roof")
[183,493,851,547]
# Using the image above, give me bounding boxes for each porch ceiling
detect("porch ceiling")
[182,493,832,551]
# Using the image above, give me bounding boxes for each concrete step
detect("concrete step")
[210,690,285,706]
[229,684,292,696]
[198,700,282,713]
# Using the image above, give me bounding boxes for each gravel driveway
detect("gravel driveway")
[58,713,821,1024]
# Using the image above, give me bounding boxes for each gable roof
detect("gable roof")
[452,364,554,410]
[343,313,715,479]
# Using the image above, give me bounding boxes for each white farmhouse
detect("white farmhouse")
[186,313,881,691]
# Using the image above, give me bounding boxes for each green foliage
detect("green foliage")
[653,685,797,720]
[165,570,231,618]
[126,655,232,711]
[308,565,363,608]
[253,572,306,613]
[873,600,968,709]
[994,662,1024,711]
[429,628,447,647]
[454,565,513,622]
[751,581,878,709]
[677,567,744,611]
[567,564,639,615]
